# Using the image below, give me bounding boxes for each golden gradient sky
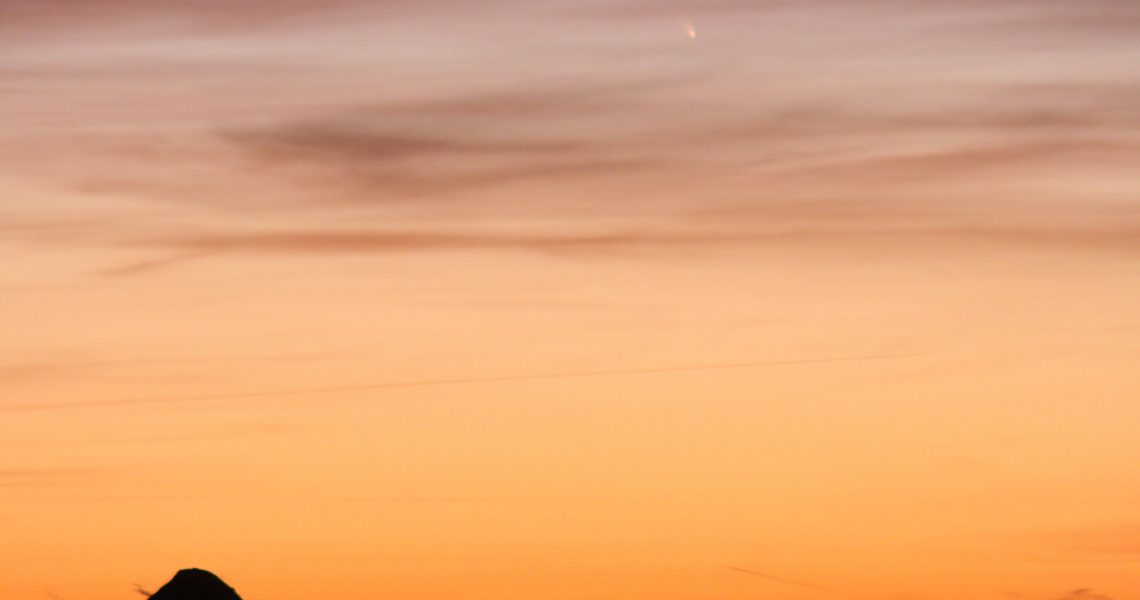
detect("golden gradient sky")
[2,1,1139,599]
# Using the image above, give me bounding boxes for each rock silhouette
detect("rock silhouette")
[146,569,242,600]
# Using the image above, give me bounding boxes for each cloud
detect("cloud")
[2,352,919,412]
[1051,590,1116,600]
[200,70,714,203]
[216,118,662,201]
[0,0,504,40]
[727,565,829,592]
[95,251,213,278]
[0,468,113,488]
[335,495,550,504]
[95,222,1140,277]
[49,73,688,210]
[92,226,748,276]
[780,139,1140,187]
[0,363,78,384]
[5,0,1138,274]
[1020,525,1140,559]
[135,228,739,254]
[213,78,1139,203]
[360,76,698,117]
[222,123,584,163]
[0,352,344,383]
[196,73,1140,213]
[84,228,667,276]
[731,82,1140,141]
[574,0,1140,27]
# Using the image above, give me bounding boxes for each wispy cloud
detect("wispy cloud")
[0,468,114,488]
[0,0,504,39]
[574,0,1140,30]
[1050,590,1116,600]
[222,123,585,163]
[0,352,344,389]
[2,352,920,413]
[727,565,830,592]
[1019,525,1140,559]
[91,222,1140,278]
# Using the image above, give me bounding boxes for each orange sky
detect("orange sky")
[2,2,1139,599]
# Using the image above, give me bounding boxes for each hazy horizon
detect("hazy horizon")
[2,1,1138,599]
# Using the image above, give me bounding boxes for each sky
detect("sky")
[1,1,1139,599]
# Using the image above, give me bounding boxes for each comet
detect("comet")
[678,11,697,39]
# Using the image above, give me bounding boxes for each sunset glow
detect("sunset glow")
[2,2,1138,600]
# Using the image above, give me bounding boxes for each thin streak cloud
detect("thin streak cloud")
[95,224,1140,277]
[3,353,921,413]
[0,468,116,488]
[727,565,831,592]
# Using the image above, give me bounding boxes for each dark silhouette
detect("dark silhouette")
[145,569,241,600]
